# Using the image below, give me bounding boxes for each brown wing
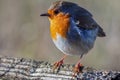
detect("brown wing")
[75,16,106,37]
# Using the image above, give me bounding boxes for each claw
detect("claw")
[73,62,84,77]
[53,59,64,73]
[53,55,67,72]
[53,60,63,70]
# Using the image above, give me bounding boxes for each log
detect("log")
[0,56,119,80]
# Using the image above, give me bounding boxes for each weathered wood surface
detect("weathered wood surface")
[0,56,119,80]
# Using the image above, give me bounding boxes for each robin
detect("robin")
[40,1,106,75]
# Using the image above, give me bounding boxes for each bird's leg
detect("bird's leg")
[53,55,67,72]
[73,59,84,76]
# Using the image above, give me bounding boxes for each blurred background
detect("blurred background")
[0,0,120,70]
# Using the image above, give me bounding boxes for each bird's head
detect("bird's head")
[40,1,78,19]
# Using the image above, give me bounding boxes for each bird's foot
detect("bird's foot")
[53,59,64,73]
[73,62,84,77]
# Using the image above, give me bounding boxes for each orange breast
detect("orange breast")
[49,12,70,40]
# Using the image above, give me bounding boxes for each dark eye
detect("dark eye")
[54,10,59,15]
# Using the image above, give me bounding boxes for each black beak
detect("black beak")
[40,13,50,17]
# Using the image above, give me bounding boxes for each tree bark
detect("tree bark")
[0,56,119,80]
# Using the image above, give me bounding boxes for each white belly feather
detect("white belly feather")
[53,33,86,56]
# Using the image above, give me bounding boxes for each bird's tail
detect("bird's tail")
[97,26,106,37]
